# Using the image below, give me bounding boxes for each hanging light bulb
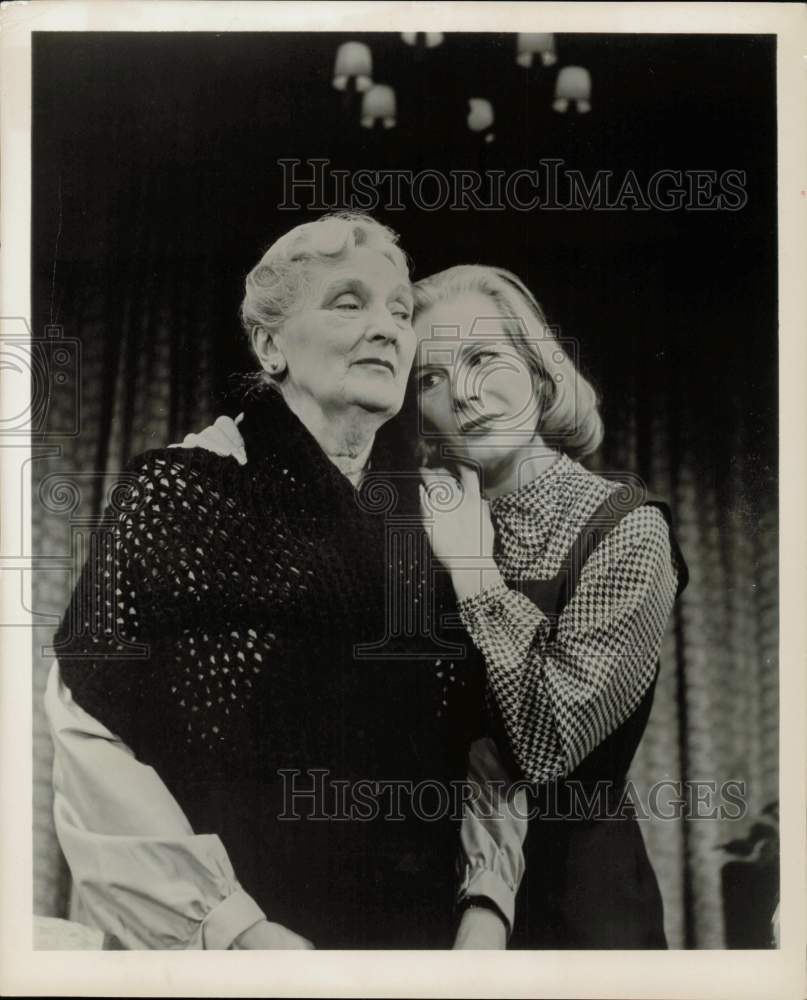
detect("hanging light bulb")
[552,66,592,113]
[467,98,495,143]
[333,41,373,92]
[361,85,397,129]
[516,33,557,68]
[401,32,444,48]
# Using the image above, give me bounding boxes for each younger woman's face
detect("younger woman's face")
[413,291,541,472]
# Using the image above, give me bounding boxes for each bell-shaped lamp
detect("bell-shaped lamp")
[333,41,373,92]
[401,32,444,48]
[552,65,592,113]
[516,33,557,68]
[467,98,495,142]
[361,85,397,129]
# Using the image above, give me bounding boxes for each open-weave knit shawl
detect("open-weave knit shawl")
[56,390,483,947]
[57,389,481,785]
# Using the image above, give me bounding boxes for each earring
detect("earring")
[269,358,285,374]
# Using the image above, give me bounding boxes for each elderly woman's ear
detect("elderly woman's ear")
[251,325,287,377]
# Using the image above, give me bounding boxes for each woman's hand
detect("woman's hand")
[419,464,502,602]
[231,919,314,950]
[170,414,248,465]
[453,906,508,950]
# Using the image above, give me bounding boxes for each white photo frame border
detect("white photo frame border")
[1,3,804,997]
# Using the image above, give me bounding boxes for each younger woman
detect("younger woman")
[410,265,687,948]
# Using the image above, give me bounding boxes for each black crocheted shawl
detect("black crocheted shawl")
[56,389,484,947]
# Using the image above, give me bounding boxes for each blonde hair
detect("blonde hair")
[240,212,411,375]
[412,265,603,458]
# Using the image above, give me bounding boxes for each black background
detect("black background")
[32,31,778,474]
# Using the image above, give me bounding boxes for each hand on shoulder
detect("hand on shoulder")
[170,413,247,465]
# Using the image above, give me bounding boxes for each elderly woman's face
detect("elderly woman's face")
[278,248,415,420]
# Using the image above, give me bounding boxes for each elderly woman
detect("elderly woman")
[46,215,525,950]
[193,262,689,949]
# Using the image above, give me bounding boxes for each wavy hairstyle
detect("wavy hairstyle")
[412,264,604,459]
[240,212,411,385]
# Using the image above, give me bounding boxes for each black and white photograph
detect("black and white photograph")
[1,2,805,997]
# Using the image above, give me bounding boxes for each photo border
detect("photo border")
[1,3,804,997]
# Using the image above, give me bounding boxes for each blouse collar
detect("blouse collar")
[488,453,594,556]
[490,452,581,510]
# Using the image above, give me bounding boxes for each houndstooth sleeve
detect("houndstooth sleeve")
[457,505,679,784]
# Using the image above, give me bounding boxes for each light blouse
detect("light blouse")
[45,661,526,950]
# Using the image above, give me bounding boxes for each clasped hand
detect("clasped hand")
[419,464,501,601]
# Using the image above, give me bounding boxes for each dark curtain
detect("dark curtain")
[594,374,778,948]
[32,172,227,921]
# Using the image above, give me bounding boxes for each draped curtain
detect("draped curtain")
[32,173,222,921]
[594,378,779,949]
[32,180,778,950]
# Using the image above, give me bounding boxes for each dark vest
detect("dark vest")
[506,485,688,949]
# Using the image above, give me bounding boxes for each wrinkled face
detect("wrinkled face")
[277,247,416,421]
[413,292,541,471]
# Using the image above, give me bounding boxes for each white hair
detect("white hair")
[240,213,410,366]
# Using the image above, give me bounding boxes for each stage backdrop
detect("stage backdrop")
[32,31,778,948]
